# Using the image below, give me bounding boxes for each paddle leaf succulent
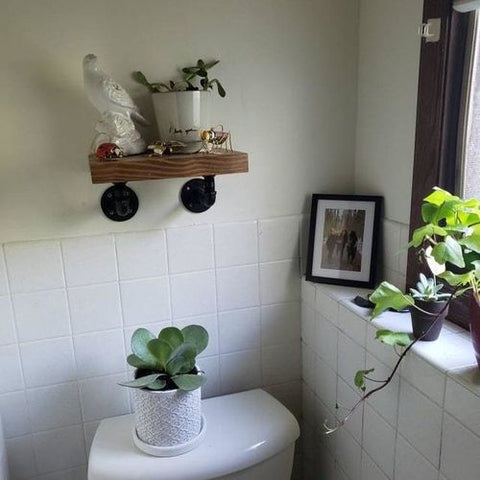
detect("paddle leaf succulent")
[120,325,208,392]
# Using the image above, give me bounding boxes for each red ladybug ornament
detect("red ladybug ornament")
[96,143,124,160]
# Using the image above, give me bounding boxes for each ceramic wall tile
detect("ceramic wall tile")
[167,225,214,274]
[120,277,170,326]
[0,296,15,346]
[260,260,300,305]
[441,413,480,480]
[258,216,300,262]
[261,302,300,347]
[33,425,86,474]
[13,290,70,342]
[0,391,31,438]
[397,379,442,466]
[0,344,24,393]
[395,434,438,480]
[20,338,76,388]
[218,307,261,353]
[5,241,64,294]
[170,270,216,318]
[79,373,130,422]
[214,221,258,267]
[62,235,117,287]
[73,330,125,379]
[27,383,82,432]
[216,264,259,311]
[68,283,122,334]
[115,230,167,280]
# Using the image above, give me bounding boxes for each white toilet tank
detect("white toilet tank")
[88,389,300,480]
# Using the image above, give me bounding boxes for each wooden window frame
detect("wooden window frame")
[407,0,471,328]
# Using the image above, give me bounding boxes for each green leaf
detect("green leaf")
[126,354,155,370]
[119,373,162,389]
[354,368,375,392]
[204,60,219,69]
[147,339,172,370]
[375,329,411,347]
[181,325,209,355]
[409,224,448,248]
[146,378,167,390]
[209,78,226,97]
[432,236,465,268]
[438,270,473,286]
[369,282,414,318]
[158,327,184,350]
[424,188,458,206]
[166,343,197,376]
[422,202,439,223]
[172,374,206,391]
[459,224,480,253]
[131,328,157,365]
[132,71,154,91]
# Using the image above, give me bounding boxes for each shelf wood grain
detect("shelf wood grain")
[89,151,249,184]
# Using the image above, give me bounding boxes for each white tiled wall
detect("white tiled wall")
[301,278,480,480]
[382,219,410,290]
[0,215,303,480]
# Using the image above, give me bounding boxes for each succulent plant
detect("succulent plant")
[119,325,208,392]
[409,273,451,302]
[133,59,226,97]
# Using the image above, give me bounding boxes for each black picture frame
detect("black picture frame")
[306,194,383,288]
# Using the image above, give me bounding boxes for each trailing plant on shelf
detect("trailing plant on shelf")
[133,58,226,97]
[328,186,480,433]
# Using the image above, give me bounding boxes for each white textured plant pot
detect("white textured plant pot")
[133,387,202,447]
[152,91,211,153]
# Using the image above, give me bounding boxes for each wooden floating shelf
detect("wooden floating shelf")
[89,150,249,184]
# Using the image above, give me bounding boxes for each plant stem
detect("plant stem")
[325,286,459,434]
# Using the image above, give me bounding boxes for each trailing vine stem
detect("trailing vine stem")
[324,285,460,434]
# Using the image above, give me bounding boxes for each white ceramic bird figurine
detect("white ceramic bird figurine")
[83,53,148,155]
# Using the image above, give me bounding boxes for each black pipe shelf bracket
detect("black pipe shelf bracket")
[180,176,216,213]
[101,183,139,222]
[100,176,217,221]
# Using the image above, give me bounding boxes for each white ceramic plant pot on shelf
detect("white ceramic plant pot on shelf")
[133,387,202,448]
[152,91,211,154]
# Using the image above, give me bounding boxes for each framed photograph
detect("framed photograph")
[306,194,383,288]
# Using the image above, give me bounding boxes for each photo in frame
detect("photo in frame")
[306,194,383,288]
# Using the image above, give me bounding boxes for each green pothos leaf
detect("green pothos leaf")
[369,282,414,318]
[354,368,375,392]
[375,329,411,347]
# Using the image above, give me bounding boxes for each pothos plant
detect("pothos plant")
[133,59,226,97]
[120,325,208,392]
[328,187,480,432]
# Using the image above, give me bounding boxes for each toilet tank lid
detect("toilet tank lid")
[88,389,300,480]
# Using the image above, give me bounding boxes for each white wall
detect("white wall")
[354,0,423,226]
[0,1,360,479]
[0,0,358,244]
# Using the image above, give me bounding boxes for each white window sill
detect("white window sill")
[302,277,480,396]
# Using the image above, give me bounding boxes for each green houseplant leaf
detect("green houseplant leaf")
[431,235,465,268]
[158,327,184,350]
[181,325,209,355]
[375,329,411,347]
[369,281,414,318]
[147,339,173,370]
[354,368,375,392]
[172,374,206,391]
[119,373,164,389]
[131,328,157,367]
[165,343,197,376]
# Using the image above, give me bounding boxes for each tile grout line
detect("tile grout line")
[58,239,89,465]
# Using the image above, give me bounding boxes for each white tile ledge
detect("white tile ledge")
[303,278,479,382]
